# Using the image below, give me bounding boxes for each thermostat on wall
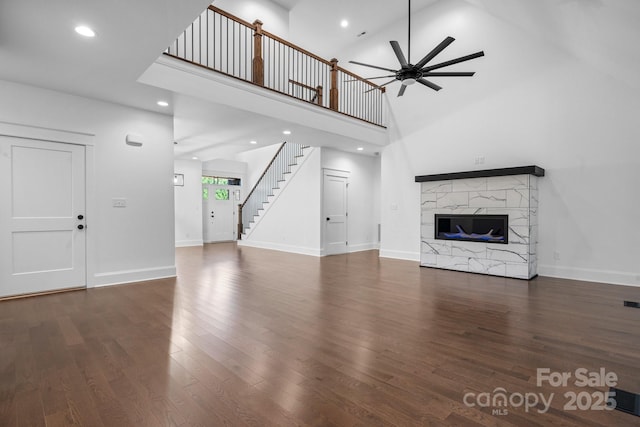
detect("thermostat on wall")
[126,133,143,147]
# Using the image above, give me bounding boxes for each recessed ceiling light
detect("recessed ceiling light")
[357,147,364,151]
[192,156,199,160]
[340,19,349,28]
[283,130,291,135]
[157,101,169,107]
[250,140,257,144]
[75,26,95,38]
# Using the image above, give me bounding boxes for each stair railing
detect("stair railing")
[238,142,307,237]
[164,6,386,127]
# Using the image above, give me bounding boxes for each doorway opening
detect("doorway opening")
[202,175,241,243]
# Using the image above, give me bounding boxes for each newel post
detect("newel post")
[330,58,339,111]
[237,204,243,240]
[252,20,264,86]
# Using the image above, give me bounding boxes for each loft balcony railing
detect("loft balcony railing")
[164,5,386,127]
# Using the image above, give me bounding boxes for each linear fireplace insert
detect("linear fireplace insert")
[435,214,508,244]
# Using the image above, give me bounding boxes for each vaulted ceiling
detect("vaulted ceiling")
[1,0,638,160]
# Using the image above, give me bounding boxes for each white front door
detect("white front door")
[323,170,348,255]
[203,186,235,242]
[0,137,86,298]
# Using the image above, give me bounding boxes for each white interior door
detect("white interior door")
[203,186,235,242]
[323,171,348,255]
[0,137,86,298]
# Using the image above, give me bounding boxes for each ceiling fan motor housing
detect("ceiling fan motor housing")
[349,0,484,96]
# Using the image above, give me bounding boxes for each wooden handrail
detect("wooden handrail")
[207,5,382,91]
[289,79,322,105]
[208,6,330,71]
[208,5,255,28]
[241,142,287,209]
[168,6,386,126]
[262,31,332,67]
[289,79,318,92]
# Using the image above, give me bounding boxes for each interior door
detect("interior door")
[323,171,348,255]
[0,137,86,298]
[203,186,235,242]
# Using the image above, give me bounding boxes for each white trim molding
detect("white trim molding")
[538,264,640,288]
[91,266,177,287]
[237,239,322,257]
[175,239,204,248]
[0,120,95,145]
[379,249,420,262]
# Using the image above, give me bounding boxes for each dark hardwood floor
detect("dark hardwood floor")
[1,243,639,426]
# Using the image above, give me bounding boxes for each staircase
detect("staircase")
[239,142,310,238]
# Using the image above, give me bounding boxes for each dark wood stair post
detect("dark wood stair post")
[330,58,338,111]
[237,204,243,240]
[252,20,264,86]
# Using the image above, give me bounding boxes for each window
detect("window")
[202,176,241,186]
[215,189,229,200]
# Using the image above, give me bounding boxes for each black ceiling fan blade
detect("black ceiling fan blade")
[349,61,397,73]
[364,78,397,93]
[414,36,455,69]
[421,51,485,72]
[397,84,407,97]
[422,71,475,77]
[390,41,408,68]
[417,78,442,91]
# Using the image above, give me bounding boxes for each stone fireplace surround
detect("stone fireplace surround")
[415,166,544,280]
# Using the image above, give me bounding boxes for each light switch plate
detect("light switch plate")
[112,198,127,207]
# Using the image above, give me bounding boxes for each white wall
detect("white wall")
[240,147,322,255]
[366,2,640,286]
[234,143,282,196]
[174,159,203,247]
[379,141,422,261]
[321,148,380,253]
[203,158,247,178]
[0,79,176,286]
[213,0,289,37]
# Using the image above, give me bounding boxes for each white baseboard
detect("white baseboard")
[175,239,203,248]
[538,264,640,288]
[348,243,380,253]
[237,239,322,257]
[238,241,379,257]
[90,265,177,287]
[379,249,420,262]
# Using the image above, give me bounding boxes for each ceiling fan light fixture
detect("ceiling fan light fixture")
[347,0,484,98]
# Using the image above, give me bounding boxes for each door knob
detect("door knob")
[326,217,330,221]
[77,224,84,230]
[77,214,84,220]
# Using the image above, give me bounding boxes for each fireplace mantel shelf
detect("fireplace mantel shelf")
[415,166,545,183]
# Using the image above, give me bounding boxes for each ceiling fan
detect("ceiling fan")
[349,0,485,97]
